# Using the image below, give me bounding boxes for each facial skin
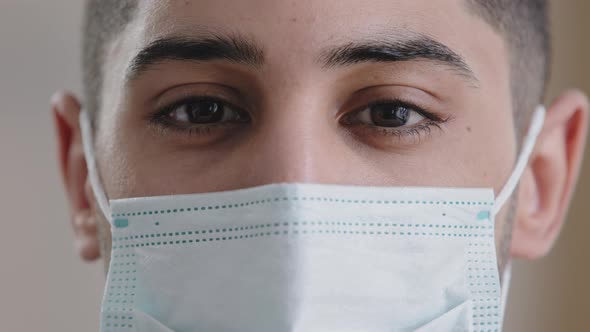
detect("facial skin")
[53,0,588,275]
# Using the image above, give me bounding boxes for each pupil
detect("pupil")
[187,101,223,124]
[370,104,410,127]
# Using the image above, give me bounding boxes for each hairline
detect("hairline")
[86,1,546,116]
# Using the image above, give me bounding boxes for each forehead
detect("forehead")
[126,0,505,65]
[140,0,482,34]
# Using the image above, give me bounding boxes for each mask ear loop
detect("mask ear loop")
[79,110,112,223]
[492,105,545,328]
[493,105,546,216]
[499,262,513,328]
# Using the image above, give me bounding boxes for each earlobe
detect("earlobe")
[52,91,101,261]
[511,90,589,259]
[74,209,100,261]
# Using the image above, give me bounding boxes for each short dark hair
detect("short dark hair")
[467,0,551,135]
[82,0,138,121]
[81,0,550,132]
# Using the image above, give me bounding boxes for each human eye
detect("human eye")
[150,96,251,135]
[341,99,449,142]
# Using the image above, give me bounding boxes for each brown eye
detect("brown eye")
[166,98,249,125]
[354,102,425,128]
[371,104,410,127]
[181,100,223,124]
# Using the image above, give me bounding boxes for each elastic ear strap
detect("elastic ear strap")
[79,111,112,222]
[493,105,546,215]
[499,262,513,329]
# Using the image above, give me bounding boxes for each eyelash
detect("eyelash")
[149,96,247,136]
[149,96,450,141]
[342,98,449,140]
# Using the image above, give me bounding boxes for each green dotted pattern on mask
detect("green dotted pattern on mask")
[466,241,502,331]
[110,221,494,249]
[102,253,137,331]
[114,219,128,229]
[111,196,494,218]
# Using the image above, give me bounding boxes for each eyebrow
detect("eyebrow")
[126,32,478,85]
[126,34,264,82]
[318,34,479,84]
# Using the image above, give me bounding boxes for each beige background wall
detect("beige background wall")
[504,2,590,331]
[0,1,587,331]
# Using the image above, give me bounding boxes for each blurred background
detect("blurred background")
[0,1,587,331]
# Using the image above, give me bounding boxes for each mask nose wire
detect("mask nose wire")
[492,105,546,217]
[80,110,112,223]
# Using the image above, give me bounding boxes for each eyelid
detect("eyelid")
[152,82,243,105]
[151,82,249,116]
[337,82,447,116]
[152,95,245,120]
[146,97,251,139]
[366,99,442,121]
[341,98,444,126]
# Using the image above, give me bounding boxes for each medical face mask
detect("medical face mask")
[80,106,545,332]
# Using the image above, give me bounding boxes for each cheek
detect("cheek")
[461,111,517,190]
[425,116,516,190]
[493,199,516,271]
[97,120,143,200]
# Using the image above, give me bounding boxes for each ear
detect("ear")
[52,91,100,262]
[511,89,589,259]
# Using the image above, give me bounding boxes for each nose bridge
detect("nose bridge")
[247,94,340,184]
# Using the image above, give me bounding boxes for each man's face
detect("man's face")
[95,0,516,265]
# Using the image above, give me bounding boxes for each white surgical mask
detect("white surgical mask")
[80,106,546,332]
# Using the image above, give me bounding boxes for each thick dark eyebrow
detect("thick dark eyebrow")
[126,34,264,82]
[318,35,479,85]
